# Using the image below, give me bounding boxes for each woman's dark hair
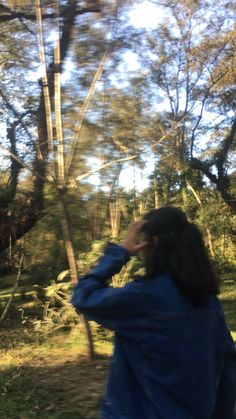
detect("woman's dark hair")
[141,206,219,305]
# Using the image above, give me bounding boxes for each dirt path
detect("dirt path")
[35,351,109,418]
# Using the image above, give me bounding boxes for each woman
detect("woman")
[72,206,236,419]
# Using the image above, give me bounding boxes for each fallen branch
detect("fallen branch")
[0,254,24,325]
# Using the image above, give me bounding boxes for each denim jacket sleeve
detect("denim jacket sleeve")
[71,243,144,330]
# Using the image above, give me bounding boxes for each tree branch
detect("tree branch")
[190,158,218,185]
[215,117,236,175]
[190,69,230,158]
[0,6,101,23]
[0,144,52,182]
[190,115,236,213]
[0,88,34,141]
[77,133,168,181]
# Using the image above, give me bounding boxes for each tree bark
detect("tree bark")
[186,180,215,258]
[190,118,236,213]
[58,189,95,359]
[109,199,121,238]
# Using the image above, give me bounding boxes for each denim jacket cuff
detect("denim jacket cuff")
[105,242,131,263]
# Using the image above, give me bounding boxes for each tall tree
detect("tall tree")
[128,0,236,211]
[0,0,115,253]
[0,0,125,357]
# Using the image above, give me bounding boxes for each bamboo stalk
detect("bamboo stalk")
[35,0,55,173]
[64,50,109,184]
[54,0,64,184]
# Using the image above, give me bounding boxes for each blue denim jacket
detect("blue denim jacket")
[72,243,236,419]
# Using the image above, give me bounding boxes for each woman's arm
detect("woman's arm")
[71,242,146,331]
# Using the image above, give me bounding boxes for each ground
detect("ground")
[0,328,112,419]
[0,273,235,418]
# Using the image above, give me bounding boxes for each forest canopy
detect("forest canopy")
[0,0,235,278]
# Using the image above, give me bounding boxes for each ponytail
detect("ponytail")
[142,207,219,305]
[172,223,219,305]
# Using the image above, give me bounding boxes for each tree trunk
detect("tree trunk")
[186,180,215,258]
[153,178,159,209]
[58,189,95,359]
[109,199,121,239]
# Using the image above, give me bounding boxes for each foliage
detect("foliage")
[77,238,144,286]
[0,0,235,366]
[0,0,235,274]
[32,281,78,334]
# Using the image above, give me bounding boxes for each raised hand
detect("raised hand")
[121,220,149,256]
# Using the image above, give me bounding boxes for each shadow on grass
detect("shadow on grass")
[0,353,109,419]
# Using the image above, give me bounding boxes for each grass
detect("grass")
[0,328,112,419]
[219,272,236,340]
[0,271,235,418]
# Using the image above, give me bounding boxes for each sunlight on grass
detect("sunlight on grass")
[95,339,113,356]
[220,275,236,334]
[0,331,111,418]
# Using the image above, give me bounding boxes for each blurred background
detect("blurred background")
[0,0,235,417]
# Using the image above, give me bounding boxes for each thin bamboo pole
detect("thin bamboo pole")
[54,0,64,184]
[35,0,55,174]
[64,0,121,184]
[64,50,108,184]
